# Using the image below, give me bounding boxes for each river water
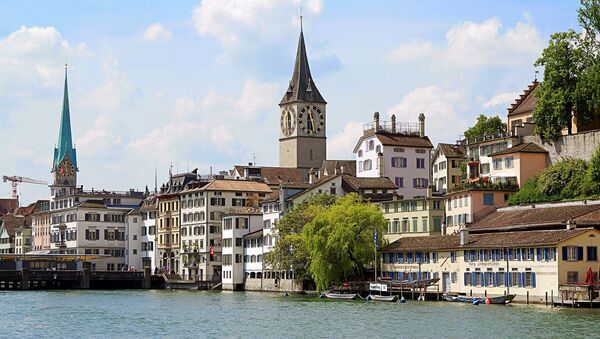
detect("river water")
[1,290,599,338]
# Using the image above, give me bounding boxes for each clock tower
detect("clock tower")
[279,26,327,174]
[51,65,78,188]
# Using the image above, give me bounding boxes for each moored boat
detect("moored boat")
[485,294,516,304]
[367,294,399,302]
[321,292,361,300]
[442,293,480,303]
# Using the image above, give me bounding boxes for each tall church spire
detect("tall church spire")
[279,28,326,105]
[52,64,78,173]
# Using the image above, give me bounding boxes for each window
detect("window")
[588,246,598,261]
[358,161,363,172]
[432,200,441,210]
[483,193,494,206]
[393,147,404,153]
[493,158,503,170]
[567,271,579,284]
[368,140,375,151]
[391,157,407,168]
[363,159,373,171]
[211,198,226,206]
[480,163,490,174]
[394,177,404,188]
[416,158,425,169]
[422,217,428,232]
[505,156,514,168]
[563,246,583,261]
[412,217,418,232]
[236,238,243,247]
[375,145,381,153]
[413,178,428,189]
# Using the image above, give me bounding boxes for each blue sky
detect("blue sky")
[0,0,582,203]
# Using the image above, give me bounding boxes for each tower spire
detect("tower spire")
[52,64,78,173]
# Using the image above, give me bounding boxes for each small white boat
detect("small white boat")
[367,294,398,302]
[321,292,360,300]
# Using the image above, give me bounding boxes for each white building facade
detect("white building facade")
[221,213,262,290]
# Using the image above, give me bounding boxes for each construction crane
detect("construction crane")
[2,175,48,201]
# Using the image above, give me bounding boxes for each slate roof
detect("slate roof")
[139,196,158,212]
[375,132,434,148]
[488,142,548,157]
[279,30,326,105]
[343,175,397,190]
[438,143,465,157]
[382,228,594,252]
[468,203,600,232]
[508,81,539,116]
[52,66,78,172]
[234,166,304,185]
[321,160,356,176]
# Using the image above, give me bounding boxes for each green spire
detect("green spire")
[52,64,77,172]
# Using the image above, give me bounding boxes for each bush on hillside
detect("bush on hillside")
[537,158,588,199]
[581,143,600,196]
[508,177,558,205]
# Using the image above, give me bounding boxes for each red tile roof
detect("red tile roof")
[488,142,548,157]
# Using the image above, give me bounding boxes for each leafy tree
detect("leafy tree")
[581,143,600,196]
[264,194,336,280]
[578,0,600,56]
[508,177,557,205]
[537,158,588,199]
[534,30,586,137]
[464,114,507,141]
[302,194,387,292]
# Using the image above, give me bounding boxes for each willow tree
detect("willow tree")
[264,194,336,281]
[302,194,387,292]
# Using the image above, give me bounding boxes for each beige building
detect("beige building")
[381,197,445,243]
[488,142,548,188]
[445,189,514,234]
[32,201,51,251]
[179,179,272,281]
[432,143,465,194]
[381,227,600,302]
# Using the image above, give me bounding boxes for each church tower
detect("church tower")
[279,24,327,174]
[51,65,78,188]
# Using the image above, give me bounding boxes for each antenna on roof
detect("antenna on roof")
[299,1,303,32]
[252,153,258,166]
[154,166,157,194]
[534,69,539,82]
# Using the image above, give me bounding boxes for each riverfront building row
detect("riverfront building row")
[1,22,600,303]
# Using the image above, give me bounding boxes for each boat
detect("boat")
[367,294,398,302]
[485,294,516,304]
[442,293,481,304]
[320,292,360,300]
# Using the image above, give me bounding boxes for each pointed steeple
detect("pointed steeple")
[279,28,326,105]
[52,64,78,172]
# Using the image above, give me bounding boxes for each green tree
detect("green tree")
[302,194,387,292]
[464,114,507,141]
[581,143,600,196]
[537,158,588,199]
[578,0,600,56]
[264,194,336,280]
[508,176,555,205]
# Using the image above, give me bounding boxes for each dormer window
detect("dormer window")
[368,140,375,151]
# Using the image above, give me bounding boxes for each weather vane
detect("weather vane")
[299,2,303,31]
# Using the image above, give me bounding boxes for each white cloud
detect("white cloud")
[328,121,363,159]
[234,80,277,119]
[482,92,518,109]
[387,86,469,144]
[76,115,121,156]
[80,57,135,112]
[387,18,543,69]
[387,40,433,62]
[0,26,89,89]
[192,0,323,47]
[174,96,197,118]
[141,23,173,42]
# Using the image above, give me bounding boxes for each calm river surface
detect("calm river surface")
[1,290,599,338]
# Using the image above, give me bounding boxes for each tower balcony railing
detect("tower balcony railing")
[363,121,420,136]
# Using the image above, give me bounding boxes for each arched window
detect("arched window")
[358,150,363,157]
[368,140,375,151]
[376,145,381,153]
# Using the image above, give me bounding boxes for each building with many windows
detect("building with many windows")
[431,143,465,194]
[488,142,548,188]
[32,201,50,251]
[445,189,514,234]
[221,212,262,290]
[381,197,445,243]
[381,227,600,302]
[139,196,158,272]
[354,112,433,199]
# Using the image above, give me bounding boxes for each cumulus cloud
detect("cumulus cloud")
[80,57,135,112]
[174,96,197,118]
[0,26,89,90]
[387,40,433,62]
[76,115,122,156]
[234,80,277,119]
[328,121,364,159]
[192,0,323,47]
[387,86,469,144]
[387,18,543,69]
[482,92,518,109]
[141,23,173,42]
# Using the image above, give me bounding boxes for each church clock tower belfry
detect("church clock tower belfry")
[51,65,78,189]
[279,24,327,174]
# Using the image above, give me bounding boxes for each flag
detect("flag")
[374,230,379,250]
[210,245,214,256]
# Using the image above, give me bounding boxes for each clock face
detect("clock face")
[59,160,75,177]
[280,109,295,137]
[298,105,324,135]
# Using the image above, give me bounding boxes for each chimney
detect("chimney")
[374,112,380,131]
[441,222,447,236]
[391,114,396,133]
[377,153,384,178]
[308,168,317,184]
[459,228,469,246]
[566,219,577,230]
[418,113,425,137]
